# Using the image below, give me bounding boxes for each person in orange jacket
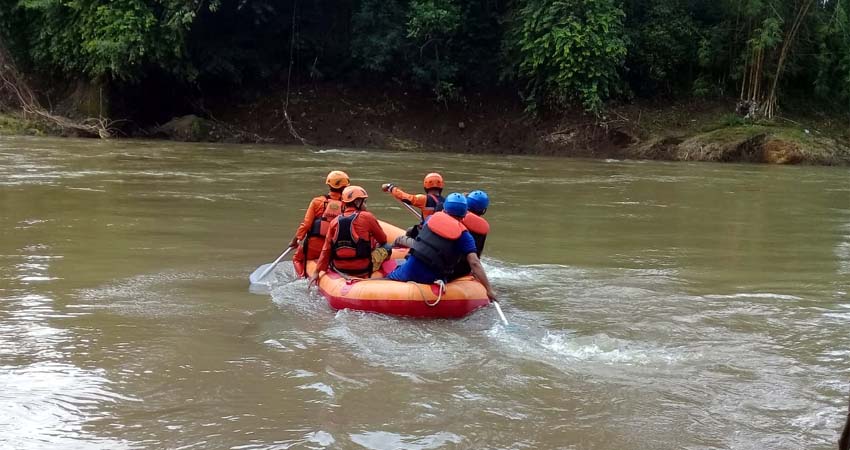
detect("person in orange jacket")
[381,172,445,237]
[381,172,445,218]
[291,170,349,277]
[447,190,490,279]
[309,186,392,285]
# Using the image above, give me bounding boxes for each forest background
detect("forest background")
[1,0,850,164]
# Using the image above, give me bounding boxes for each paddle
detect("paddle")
[492,299,509,326]
[249,246,296,284]
[398,198,423,221]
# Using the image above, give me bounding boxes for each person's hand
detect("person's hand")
[307,271,320,293]
[487,289,497,302]
[289,236,299,248]
[381,183,395,192]
[393,235,415,248]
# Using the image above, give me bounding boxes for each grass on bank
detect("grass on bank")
[0,113,51,136]
[616,101,850,165]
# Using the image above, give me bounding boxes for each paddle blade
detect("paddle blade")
[249,263,275,284]
[493,301,509,326]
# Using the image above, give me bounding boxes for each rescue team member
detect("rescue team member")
[447,190,490,279]
[291,170,349,277]
[309,186,392,286]
[381,173,446,236]
[385,193,497,301]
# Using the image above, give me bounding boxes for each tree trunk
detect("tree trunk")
[763,0,815,119]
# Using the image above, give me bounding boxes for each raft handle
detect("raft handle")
[416,279,445,307]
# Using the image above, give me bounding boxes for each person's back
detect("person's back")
[292,170,349,277]
[328,209,376,276]
[310,186,390,283]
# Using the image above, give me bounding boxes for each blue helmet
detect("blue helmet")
[442,192,468,217]
[466,190,489,214]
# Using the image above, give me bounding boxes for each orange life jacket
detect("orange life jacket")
[304,195,343,259]
[461,212,489,256]
[410,212,467,280]
[421,193,445,219]
[330,212,373,276]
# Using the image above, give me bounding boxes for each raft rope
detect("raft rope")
[331,267,366,284]
[412,279,446,307]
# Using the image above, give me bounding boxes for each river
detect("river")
[1,136,848,449]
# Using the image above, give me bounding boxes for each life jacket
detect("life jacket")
[409,212,467,280]
[422,193,444,219]
[330,212,373,276]
[461,213,489,256]
[304,195,343,259]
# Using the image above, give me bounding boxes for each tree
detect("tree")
[503,0,627,114]
[12,0,202,81]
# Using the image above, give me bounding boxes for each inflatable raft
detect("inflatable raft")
[306,220,490,318]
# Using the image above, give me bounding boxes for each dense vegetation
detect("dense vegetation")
[0,0,848,118]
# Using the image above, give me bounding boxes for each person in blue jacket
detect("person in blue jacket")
[386,193,496,301]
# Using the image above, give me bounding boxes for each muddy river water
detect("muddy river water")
[1,136,849,449]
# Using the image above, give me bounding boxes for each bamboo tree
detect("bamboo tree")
[762,0,816,118]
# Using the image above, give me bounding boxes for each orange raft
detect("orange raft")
[306,220,490,318]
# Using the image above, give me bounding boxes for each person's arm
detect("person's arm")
[467,252,496,301]
[293,197,321,245]
[458,231,495,300]
[385,185,427,209]
[393,235,416,248]
[366,213,388,245]
[309,221,336,287]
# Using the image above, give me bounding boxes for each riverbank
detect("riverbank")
[139,84,850,165]
[3,83,850,165]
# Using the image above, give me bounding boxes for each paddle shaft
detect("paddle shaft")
[386,192,423,221]
[256,246,295,281]
[492,299,509,326]
[401,201,422,221]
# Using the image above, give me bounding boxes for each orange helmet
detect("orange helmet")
[325,170,350,189]
[423,172,444,189]
[342,185,368,203]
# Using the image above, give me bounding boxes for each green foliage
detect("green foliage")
[2,0,850,117]
[407,0,460,38]
[812,0,850,107]
[350,0,500,102]
[750,16,783,51]
[504,0,627,114]
[406,0,461,101]
[351,0,409,74]
[15,0,200,81]
[187,0,290,86]
[624,0,698,95]
[717,113,747,128]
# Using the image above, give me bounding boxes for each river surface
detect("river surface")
[1,136,849,449]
